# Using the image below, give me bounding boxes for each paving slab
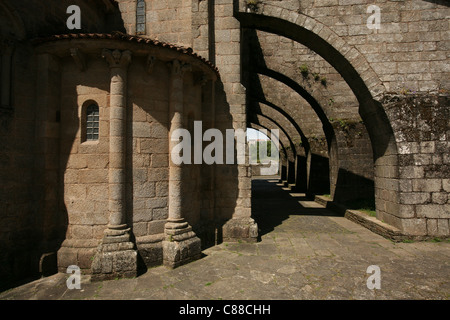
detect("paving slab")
[1,177,449,300]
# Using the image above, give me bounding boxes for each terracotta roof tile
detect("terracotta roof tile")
[32,32,219,76]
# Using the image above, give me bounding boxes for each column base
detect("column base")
[163,222,202,269]
[222,218,258,242]
[91,227,138,281]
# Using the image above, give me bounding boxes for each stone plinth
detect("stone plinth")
[91,228,138,281]
[163,222,202,268]
[222,218,258,243]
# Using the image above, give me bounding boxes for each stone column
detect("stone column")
[104,49,130,230]
[163,60,201,268]
[91,49,137,281]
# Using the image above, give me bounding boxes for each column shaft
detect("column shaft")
[108,67,128,228]
[163,60,201,268]
[167,60,190,227]
[91,49,137,281]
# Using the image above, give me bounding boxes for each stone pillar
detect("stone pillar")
[294,154,308,192]
[287,160,296,185]
[91,49,137,281]
[163,60,202,268]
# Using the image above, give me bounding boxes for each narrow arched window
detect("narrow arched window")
[136,0,146,34]
[86,104,99,141]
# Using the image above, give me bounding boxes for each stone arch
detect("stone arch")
[249,69,354,197]
[248,122,287,180]
[237,7,386,100]
[251,101,305,155]
[254,67,333,140]
[252,100,307,184]
[248,122,287,162]
[249,113,296,162]
[243,29,375,201]
[237,10,396,159]
[237,9,398,222]
[249,112,300,186]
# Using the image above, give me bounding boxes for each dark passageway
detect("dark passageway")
[251,176,344,241]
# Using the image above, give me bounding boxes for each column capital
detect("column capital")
[70,48,87,71]
[194,72,208,86]
[102,49,132,69]
[169,59,191,79]
[146,55,156,74]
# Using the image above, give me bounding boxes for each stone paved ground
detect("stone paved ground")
[1,177,449,300]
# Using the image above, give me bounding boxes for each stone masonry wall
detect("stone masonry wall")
[127,58,170,242]
[237,0,449,236]
[249,29,360,124]
[213,0,257,241]
[117,0,194,47]
[247,0,449,94]
[59,56,111,271]
[330,119,374,204]
[383,93,449,236]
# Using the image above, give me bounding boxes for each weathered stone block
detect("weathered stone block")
[152,207,168,220]
[416,204,450,219]
[162,232,201,268]
[137,241,163,267]
[57,247,78,272]
[400,166,424,179]
[87,184,108,200]
[134,181,156,198]
[132,122,152,138]
[443,179,450,192]
[148,220,167,235]
[437,219,450,236]
[78,169,108,184]
[222,218,258,242]
[400,218,427,236]
[399,192,430,205]
[412,179,442,192]
[148,168,169,181]
[77,248,96,270]
[395,204,415,218]
[427,218,450,237]
[432,192,448,205]
[155,181,169,197]
[146,197,168,209]
[133,222,148,237]
[427,219,438,235]
[91,246,138,281]
[71,225,93,239]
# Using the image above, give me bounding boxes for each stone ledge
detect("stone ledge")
[344,209,405,242]
[313,195,448,242]
[314,195,347,215]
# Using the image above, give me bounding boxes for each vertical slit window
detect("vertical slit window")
[136,0,146,34]
[86,104,99,141]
